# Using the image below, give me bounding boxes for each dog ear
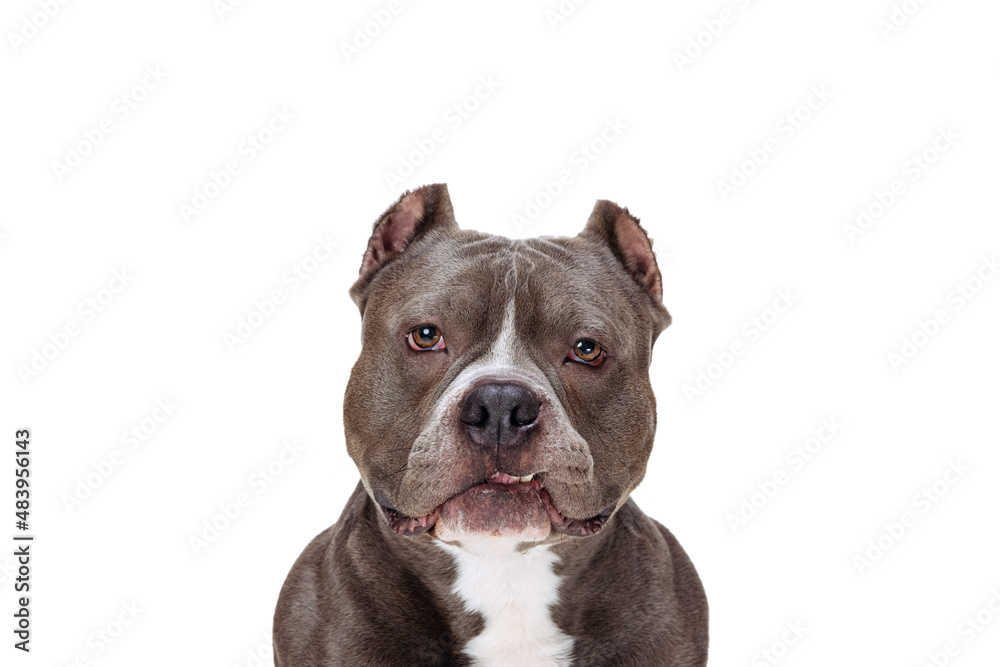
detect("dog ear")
[351,184,457,308]
[582,199,671,327]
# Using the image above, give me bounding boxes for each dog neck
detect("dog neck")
[359,483,616,666]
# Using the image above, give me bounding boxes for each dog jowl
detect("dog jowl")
[273,184,708,666]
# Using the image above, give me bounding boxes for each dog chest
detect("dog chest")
[437,540,575,666]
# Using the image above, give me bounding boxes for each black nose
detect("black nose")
[459,382,540,452]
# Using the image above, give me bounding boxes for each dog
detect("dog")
[273,184,708,666]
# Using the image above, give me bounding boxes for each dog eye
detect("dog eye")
[407,325,445,351]
[570,339,605,366]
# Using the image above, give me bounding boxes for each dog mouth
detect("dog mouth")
[378,472,613,539]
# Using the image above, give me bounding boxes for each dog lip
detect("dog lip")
[379,503,442,536]
[541,490,616,537]
[378,473,613,538]
[378,473,540,535]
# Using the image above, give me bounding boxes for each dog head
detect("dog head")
[344,184,670,550]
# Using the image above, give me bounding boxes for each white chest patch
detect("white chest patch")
[437,540,575,666]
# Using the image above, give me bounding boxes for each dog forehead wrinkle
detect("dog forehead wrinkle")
[379,249,507,336]
[467,242,519,366]
[457,234,511,252]
[532,235,575,257]
[519,238,576,271]
[523,241,652,361]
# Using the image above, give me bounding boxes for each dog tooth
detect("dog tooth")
[519,474,534,482]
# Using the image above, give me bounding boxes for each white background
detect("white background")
[1,0,999,665]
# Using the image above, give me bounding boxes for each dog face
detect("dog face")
[344,184,670,549]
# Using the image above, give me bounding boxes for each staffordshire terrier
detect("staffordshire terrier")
[273,183,708,666]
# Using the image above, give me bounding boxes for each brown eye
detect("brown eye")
[407,325,445,351]
[571,339,604,365]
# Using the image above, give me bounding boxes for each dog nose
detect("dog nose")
[459,382,540,452]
